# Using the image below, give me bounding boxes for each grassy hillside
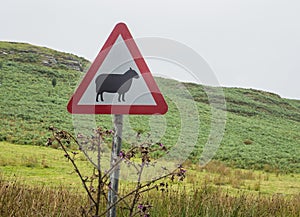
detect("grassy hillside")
[0,41,299,173]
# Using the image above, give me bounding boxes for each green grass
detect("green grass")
[1,179,299,217]
[0,142,93,188]
[1,180,299,217]
[1,142,299,195]
[0,142,300,217]
[0,41,300,174]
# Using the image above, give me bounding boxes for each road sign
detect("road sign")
[67,23,168,115]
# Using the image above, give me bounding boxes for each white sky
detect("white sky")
[1,0,299,99]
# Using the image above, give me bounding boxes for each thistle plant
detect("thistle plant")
[47,126,186,217]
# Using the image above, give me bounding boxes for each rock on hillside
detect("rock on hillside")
[0,41,89,72]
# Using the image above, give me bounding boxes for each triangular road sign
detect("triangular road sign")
[67,23,168,115]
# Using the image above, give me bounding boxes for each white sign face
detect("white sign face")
[67,22,168,115]
[78,36,156,106]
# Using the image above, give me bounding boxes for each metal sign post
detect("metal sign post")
[107,114,123,217]
[66,23,168,217]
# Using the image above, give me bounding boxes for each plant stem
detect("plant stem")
[129,163,145,216]
[53,133,97,207]
[95,133,103,217]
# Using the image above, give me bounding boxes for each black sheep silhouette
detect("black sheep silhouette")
[95,67,139,102]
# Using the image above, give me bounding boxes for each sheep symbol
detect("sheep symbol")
[95,67,139,102]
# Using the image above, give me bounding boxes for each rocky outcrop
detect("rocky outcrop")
[0,42,88,72]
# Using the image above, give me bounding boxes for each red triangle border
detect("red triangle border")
[67,23,168,115]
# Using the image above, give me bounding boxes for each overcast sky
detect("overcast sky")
[1,0,299,99]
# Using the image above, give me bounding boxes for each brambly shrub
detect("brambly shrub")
[47,126,187,217]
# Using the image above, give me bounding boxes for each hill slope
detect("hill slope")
[0,41,299,173]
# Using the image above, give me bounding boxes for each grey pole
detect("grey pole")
[107,114,123,217]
